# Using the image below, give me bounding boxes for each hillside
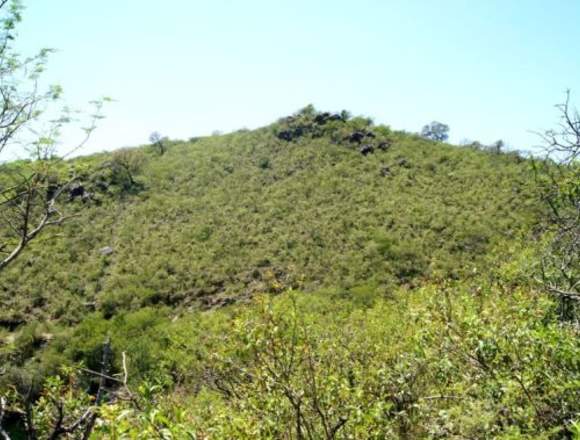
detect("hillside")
[1,109,537,324]
[1,108,578,439]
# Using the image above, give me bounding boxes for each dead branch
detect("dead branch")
[0,397,11,440]
[0,175,80,271]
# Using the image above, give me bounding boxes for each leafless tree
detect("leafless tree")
[149,131,166,155]
[535,91,580,322]
[538,90,580,165]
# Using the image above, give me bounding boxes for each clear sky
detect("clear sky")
[13,0,580,156]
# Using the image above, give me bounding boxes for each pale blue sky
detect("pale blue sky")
[14,0,580,156]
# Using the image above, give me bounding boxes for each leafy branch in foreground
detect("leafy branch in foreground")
[0,99,107,272]
[0,340,110,440]
[0,1,110,429]
[0,0,108,273]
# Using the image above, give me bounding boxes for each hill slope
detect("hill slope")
[1,110,538,325]
[1,109,578,439]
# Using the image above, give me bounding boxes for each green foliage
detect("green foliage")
[0,112,540,334]
[421,121,450,142]
[2,264,578,439]
[1,106,576,439]
[106,147,147,191]
[15,281,574,439]
[159,287,577,439]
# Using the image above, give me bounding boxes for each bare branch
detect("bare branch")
[80,338,112,439]
[535,91,580,323]
[0,396,11,440]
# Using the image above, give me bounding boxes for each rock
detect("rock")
[396,158,411,168]
[277,126,306,142]
[293,126,305,137]
[83,301,97,311]
[69,185,85,201]
[378,140,392,151]
[99,246,114,256]
[0,317,25,331]
[347,131,366,143]
[314,112,331,124]
[380,166,392,177]
[277,130,293,141]
[360,144,375,156]
[313,112,344,124]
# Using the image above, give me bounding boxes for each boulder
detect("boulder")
[99,246,114,256]
[69,185,85,201]
[380,166,392,177]
[277,130,293,141]
[360,144,375,156]
[314,112,331,124]
[347,131,366,143]
[396,158,411,168]
[293,126,305,137]
[277,126,307,142]
[378,140,392,151]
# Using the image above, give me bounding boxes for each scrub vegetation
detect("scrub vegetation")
[0,1,579,439]
[0,106,578,439]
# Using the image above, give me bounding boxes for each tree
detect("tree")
[421,121,449,142]
[492,139,504,154]
[149,131,166,155]
[538,90,580,164]
[296,104,316,118]
[340,109,351,121]
[0,1,106,273]
[108,148,144,189]
[534,90,580,322]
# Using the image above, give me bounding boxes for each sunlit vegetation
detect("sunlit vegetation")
[1,106,578,438]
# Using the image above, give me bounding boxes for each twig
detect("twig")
[81,338,112,440]
[420,395,466,401]
[0,396,11,440]
[79,368,123,384]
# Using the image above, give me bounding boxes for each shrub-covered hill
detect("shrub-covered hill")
[2,109,579,439]
[0,109,539,327]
